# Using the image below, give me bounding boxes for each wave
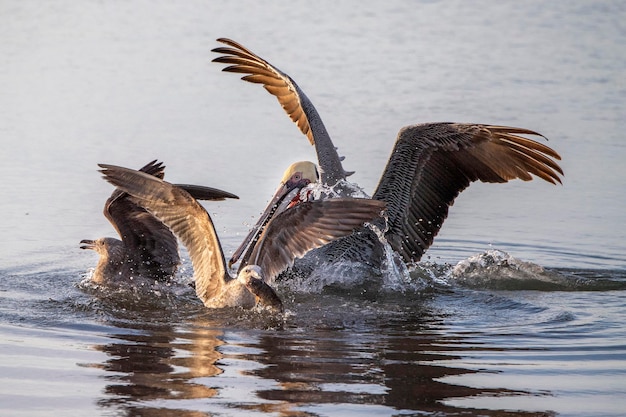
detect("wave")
[443,249,626,292]
[2,247,624,331]
[275,249,626,295]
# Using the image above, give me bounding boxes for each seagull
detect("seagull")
[212,38,564,274]
[80,160,238,285]
[98,163,386,310]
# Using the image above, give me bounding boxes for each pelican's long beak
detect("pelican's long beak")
[229,161,319,269]
[228,182,302,268]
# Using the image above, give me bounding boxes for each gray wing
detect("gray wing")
[372,123,564,263]
[248,198,386,282]
[104,160,179,280]
[212,38,350,185]
[99,164,231,303]
[176,184,239,201]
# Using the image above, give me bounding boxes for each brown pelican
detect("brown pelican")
[211,38,564,274]
[80,160,239,285]
[98,163,386,310]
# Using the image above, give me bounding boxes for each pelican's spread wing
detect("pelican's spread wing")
[104,160,179,279]
[212,38,313,144]
[99,164,231,303]
[249,198,386,282]
[212,38,349,185]
[372,123,563,263]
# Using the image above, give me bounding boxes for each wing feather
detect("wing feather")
[103,160,179,280]
[248,198,386,282]
[99,164,231,302]
[212,38,349,185]
[372,123,563,263]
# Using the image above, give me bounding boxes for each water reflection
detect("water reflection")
[88,296,556,417]
[92,319,223,416]
[249,324,552,416]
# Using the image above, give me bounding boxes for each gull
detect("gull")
[99,163,386,310]
[80,160,238,284]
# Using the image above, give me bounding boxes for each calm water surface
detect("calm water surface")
[1,1,625,416]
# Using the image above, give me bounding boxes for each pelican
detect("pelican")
[211,38,564,274]
[80,160,239,284]
[98,163,386,310]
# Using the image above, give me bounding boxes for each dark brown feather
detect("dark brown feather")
[249,198,386,282]
[102,160,179,281]
[373,123,563,262]
[99,164,230,302]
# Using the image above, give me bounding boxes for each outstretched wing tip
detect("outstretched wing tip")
[375,122,564,263]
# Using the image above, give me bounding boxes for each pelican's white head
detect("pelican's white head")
[279,161,319,188]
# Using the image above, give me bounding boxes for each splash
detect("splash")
[276,223,433,296]
[370,222,432,293]
[447,249,576,291]
[76,269,198,314]
[307,179,370,200]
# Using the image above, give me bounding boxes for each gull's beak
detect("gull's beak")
[80,239,95,250]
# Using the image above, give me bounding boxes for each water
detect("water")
[1,1,625,416]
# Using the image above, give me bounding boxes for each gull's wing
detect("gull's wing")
[212,38,350,185]
[372,123,563,263]
[99,164,231,303]
[176,184,239,201]
[103,160,179,279]
[248,198,386,282]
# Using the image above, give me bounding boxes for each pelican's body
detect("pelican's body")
[99,164,385,310]
[81,160,238,284]
[212,39,564,276]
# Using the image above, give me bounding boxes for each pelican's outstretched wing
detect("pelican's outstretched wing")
[248,198,386,282]
[99,164,234,304]
[373,123,563,263]
[212,38,350,185]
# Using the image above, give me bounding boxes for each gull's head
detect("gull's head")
[238,265,283,312]
[79,237,122,257]
[238,265,264,284]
